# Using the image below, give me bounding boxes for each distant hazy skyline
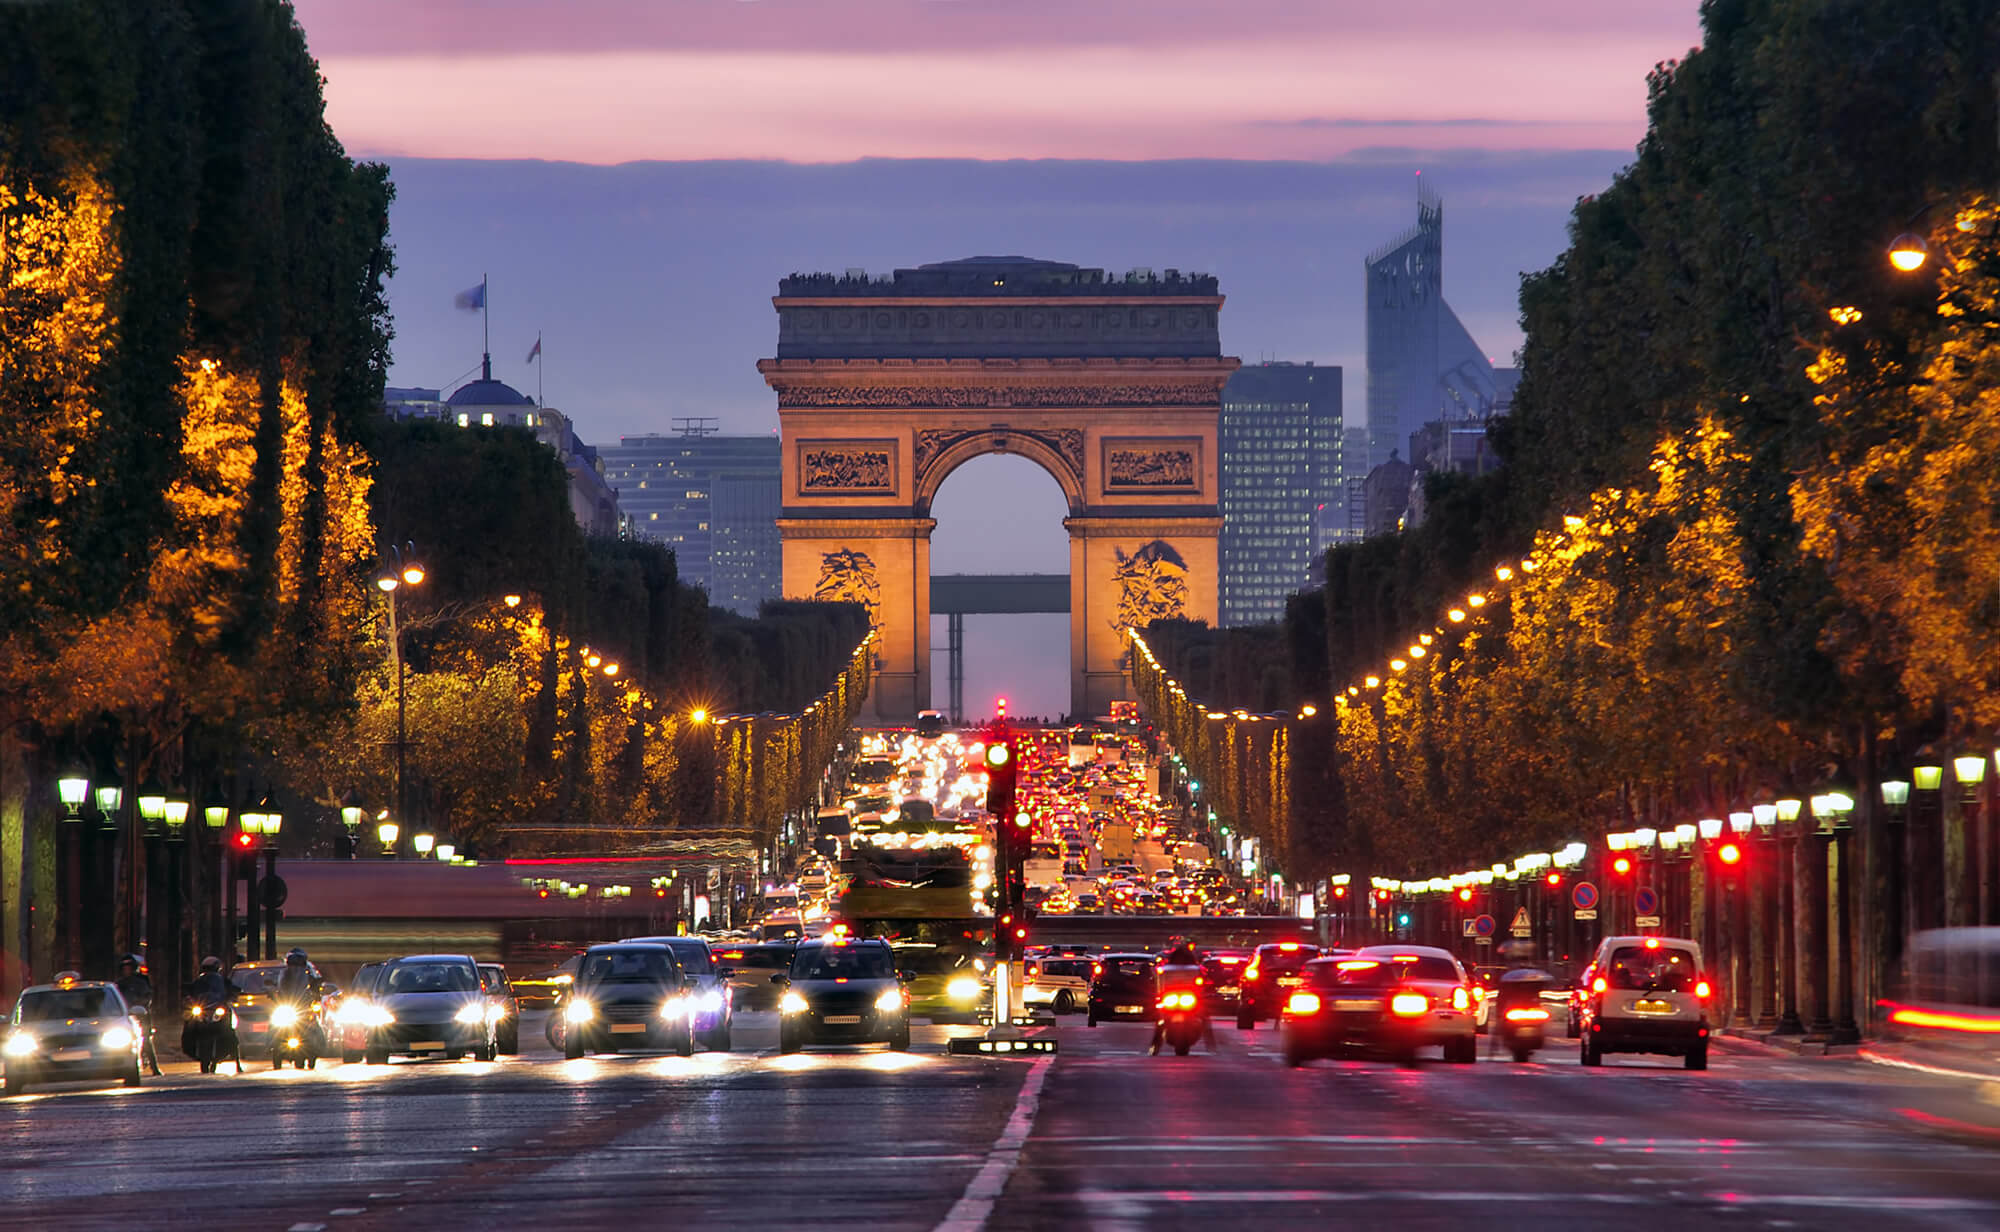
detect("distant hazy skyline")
[288,0,1702,717]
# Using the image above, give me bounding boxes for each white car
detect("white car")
[1023,956,1093,1015]
[1577,935,1711,1069]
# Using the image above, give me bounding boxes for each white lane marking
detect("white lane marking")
[932,1056,1053,1232]
[1076,1190,2000,1212]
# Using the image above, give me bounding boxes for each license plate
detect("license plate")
[1334,999,1376,1011]
[1116,1005,1143,1015]
[823,1014,862,1025]
[411,1041,446,1051]
[1278,977,1303,987]
[610,1023,648,1034]
[249,1023,268,1033]
[1631,999,1675,1014]
[1219,985,1240,995]
[51,1048,91,1062]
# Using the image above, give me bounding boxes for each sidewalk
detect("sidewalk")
[1718,1025,1864,1058]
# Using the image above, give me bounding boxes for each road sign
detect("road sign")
[1461,918,1478,937]
[1633,886,1659,916]
[1635,914,1662,928]
[1571,881,1599,911]
[1573,909,1598,921]
[1508,907,1532,938]
[257,874,288,911]
[1473,914,1496,938]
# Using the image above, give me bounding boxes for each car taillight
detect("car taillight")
[1390,992,1428,1017]
[1504,1007,1550,1022]
[1695,980,1711,1000]
[1244,963,1261,982]
[1027,964,1039,977]
[1451,987,1470,1011]
[1285,992,1322,1016]
[1591,977,1606,994]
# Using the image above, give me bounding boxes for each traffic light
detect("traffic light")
[1717,842,1743,866]
[1545,872,1562,887]
[1612,855,1633,876]
[996,909,1018,961]
[983,732,1017,821]
[1457,887,1474,903]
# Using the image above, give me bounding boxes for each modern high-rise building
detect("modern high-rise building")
[597,425,782,614]
[1363,183,1520,481]
[1218,362,1342,626]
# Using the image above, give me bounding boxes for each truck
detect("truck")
[1098,822,1136,864]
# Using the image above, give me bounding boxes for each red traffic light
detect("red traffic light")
[1011,810,1031,831]
[235,833,255,849]
[1374,890,1389,903]
[996,696,1008,717]
[1332,886,1347,898]
[1545,872,1562,887]
[1457,888,1473,903]
[1612,856,1633,876]
[1718,842,1743,866]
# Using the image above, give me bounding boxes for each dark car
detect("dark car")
[1199,950,1252,1012]
[563,944,692,1059]
[362,954,496,1064]
[628,936,732,1050]
[478,963,521,1055]
[777,938,910,1052]
[1086,953,1159,1026]
[1281,948,1477,1066]
[714,943,795,1011]
[1236,942,1323,1029]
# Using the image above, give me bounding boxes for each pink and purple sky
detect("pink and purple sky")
[289,0,1704,718]
[299,0,1696,164]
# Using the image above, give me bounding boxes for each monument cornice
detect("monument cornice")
[773,295,1225,310]
[759,356,1239,410]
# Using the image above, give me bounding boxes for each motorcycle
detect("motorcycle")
[269,1000,323,1069]
[1492,970,1553,1063]
[183,1000,242,1075]
[1154,989,1207,1056]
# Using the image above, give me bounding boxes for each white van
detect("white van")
[1577,935,1712,1070]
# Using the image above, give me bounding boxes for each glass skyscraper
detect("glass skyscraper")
[1218,362,1342,627]
[597,430,781,614]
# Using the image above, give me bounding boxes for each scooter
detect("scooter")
[1492,969,1554,1063]
[1154,990,1207,1056]
[269,1000,322,1069]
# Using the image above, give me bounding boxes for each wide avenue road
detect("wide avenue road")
[5,1017,1998,1230]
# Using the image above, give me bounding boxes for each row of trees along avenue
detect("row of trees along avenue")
[1128,0,2000,1035]
[0,2,870,1002]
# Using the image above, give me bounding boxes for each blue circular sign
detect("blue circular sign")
[1633,886,1659,915]
[1572,881,1599,910]
[1473,913,1496,937]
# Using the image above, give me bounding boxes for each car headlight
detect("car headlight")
[697,990,724,1014]
[946,977,980,1002]
[780,991,809,1015]
[271,1004,300,1029]
[3,1032,36,1057]
[362,1005,395,1028]
[875,988,906,1013]
[564,998,596,1024]
[100,1026,134,1051]
[659,998,689,1021]
[455,1002,488,1025]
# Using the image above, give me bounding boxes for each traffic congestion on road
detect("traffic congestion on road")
[8,720,2000,1229]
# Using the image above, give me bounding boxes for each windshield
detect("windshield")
[1606,946,1699,992]
[1256,945,1318,972]
[723,947,793,970]
[18,989,110,1021]
[1324,956,1461,988]
[792,946,895,981]
[1097,958,1155,983]
[1040,959,1091,978]
[580,950,678,984]
[230,967,282,995]
[662,940,712,975]
[383,962,478,994]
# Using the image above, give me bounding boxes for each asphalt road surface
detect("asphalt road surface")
[5,1013,1999,1231]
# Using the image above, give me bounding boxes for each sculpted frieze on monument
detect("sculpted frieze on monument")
[773,382,1222,410]
[798,440,897,493]
[1102,438,1201,491]
[913,426,1085,493]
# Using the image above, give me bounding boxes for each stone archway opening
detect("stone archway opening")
[928,452,1072,725]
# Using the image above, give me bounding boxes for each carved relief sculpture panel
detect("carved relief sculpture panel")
[1102,437,1202,493]
[798,439,898,496]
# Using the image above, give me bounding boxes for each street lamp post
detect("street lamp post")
[258,796,284,960]
[56,770,88,972]
[1816,789,1859,1043]
[1956,754,1989,928]
[162,793,188,1014]
[1880,778,1911,973]
[1725,811,1753,1024]
[377,817,400,859]
[376,542,426,853]
[1912,760,1944,932]
[1751,802,1779,1027]
[1774,796,1804,1034]
[202,790,229,967]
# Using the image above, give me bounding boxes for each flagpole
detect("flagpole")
[537,332,544,407]
[482,272,491,379]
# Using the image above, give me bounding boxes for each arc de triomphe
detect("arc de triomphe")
[760,256,1238,721]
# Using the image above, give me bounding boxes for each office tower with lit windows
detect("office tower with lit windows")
[597,423,782,613]
[1218,361,1342,626]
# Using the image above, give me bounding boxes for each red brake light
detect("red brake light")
[1451,987,1470,1011]
[1390,992,1428,1017]
[1504,1007,1550,1023]
[1244,963,1261,981]
[1278,942,1300,952]
[1644,938,1661,949]
[1591,977,1607,994]
[1695,980,1711,1000]
[1285,992,1322,1016]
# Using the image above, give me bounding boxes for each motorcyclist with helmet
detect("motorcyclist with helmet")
[113,953,162,1076]
[271,948,325,1067]
[184,956,239,1073]
[1149,939,1217,1055]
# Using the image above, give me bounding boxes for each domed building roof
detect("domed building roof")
[447,378,534,407]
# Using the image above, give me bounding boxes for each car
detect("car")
[894,944,990,1023]
[334,962,386,1062]
[1086,953,1159,1025]
[1199,950,1252,1012]
[563,944,694,1059]
[360,954,498,1063]
[511,953,581,1009]
[1024,955,1092,1015]
[3,977,145,1095]
[478,963,521,1055]
[777,937,910,1052]
[1577,935,1711,1069]
[714,943,796,1010]
[1282,947,1477,1066]
[1236,941,1323,1029]
[225,958,330,1061]
[628,936,733,1050]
